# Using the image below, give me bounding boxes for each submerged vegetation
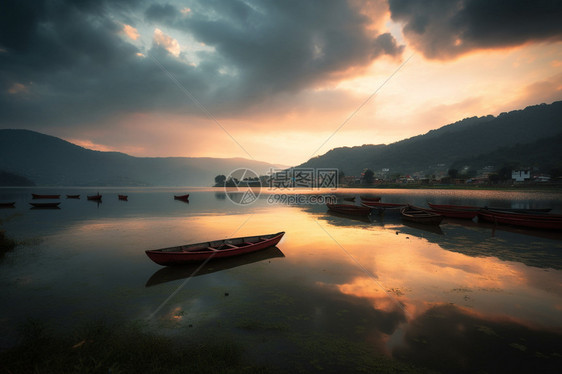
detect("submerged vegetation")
[0,320,436,374]
[1,320,268,374]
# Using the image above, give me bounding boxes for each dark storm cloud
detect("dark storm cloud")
[0,0,402,129]
[389,0,562,59]
[160,0,404,94]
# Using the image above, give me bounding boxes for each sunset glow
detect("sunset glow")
[1,1,561,165]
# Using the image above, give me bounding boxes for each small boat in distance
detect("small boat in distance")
[477,210,562,231]
[30,202,61,209]
[145,231,285,266]
[360,195,381,202]
[400,205,443,225]
[118,195,128,201]
[426,203,478,219]
[174,194,190,201]
[0,202,16,208]
[66,195,80,199]
[32,194,60,199]
[342,197,356,202]
[87,193,102,201]
[326,203,372,216]
[427,203,551,214]
[361,201,408,209]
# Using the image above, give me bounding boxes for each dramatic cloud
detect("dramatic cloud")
[0,0,402,130]
[389,0,562,59]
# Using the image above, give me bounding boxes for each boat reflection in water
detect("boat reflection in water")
[145,246,285,287]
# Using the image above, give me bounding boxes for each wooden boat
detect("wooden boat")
[146,246,285,287]
[145,232,285,266]
[118,195,128,201]
[361,201,407,209]
[342,197,356,202]
[87,193,102,201]
[30,202,60,208]
[0,202,16,208]
[174,194,190,200]
[326,203,371,216]
[426,203,478,219]
[477,210,562,230]
[66,195,80,199]
[360,195,381,202]
[400,205,443,225]
[32,194,60,199]
[427,203,551,214]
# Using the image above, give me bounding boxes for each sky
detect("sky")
[1,0,562,166]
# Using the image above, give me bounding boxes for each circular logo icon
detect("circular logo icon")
[224,168,262,205]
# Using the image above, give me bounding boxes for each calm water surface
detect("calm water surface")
[1,187,562,372]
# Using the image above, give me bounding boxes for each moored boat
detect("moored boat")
[428,203,551,214]
[342,197,356,202]
[426,204,478,219]
[66,195,80,199]
[477,210,562,231]
[146,246,285,286]
[361,201,408,209]
[0,202,16,208]
[174,194,190,200]
[87,193,102,201]
[118,195,128,201]
[400,205,443,225]
[326,203,372,216]
[360,195,381,202]
[30,202,60,208]
[32,194,60,199]
[145,231,285,266]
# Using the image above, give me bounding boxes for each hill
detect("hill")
[298,101,562,176]
[0,129,286,186]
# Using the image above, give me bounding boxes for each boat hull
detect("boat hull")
[327,203,371,216]
[87,195,102,201]
[32,194,60,199]
[145,232,285,266]
[478,211,562,230]
[401,206,443,225]
[361,201,407,209]
[30,202,60,208]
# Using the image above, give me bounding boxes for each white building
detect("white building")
[512,170,530,182]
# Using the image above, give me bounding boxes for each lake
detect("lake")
[1,187,562,372]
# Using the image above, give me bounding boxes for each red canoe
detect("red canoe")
[174,194,190,200]
[327,203,372,216]
[478,210,562,230]
[118,195,128,201]
[428,203,551,214]
[145,232,285,266]
[361,201,408,209]
[32,194,60,199]
[401,205,443,225]
[426,203,478,219]
[360,195,381,202]
[66,195,80,199]
[30,202,60,208]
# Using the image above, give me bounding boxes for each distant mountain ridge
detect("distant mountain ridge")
[298,101,562,176]
[0,129,287,186]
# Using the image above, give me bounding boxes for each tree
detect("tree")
[362,169,374,184]
[447,168,458,179]
[214,175,226,186]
